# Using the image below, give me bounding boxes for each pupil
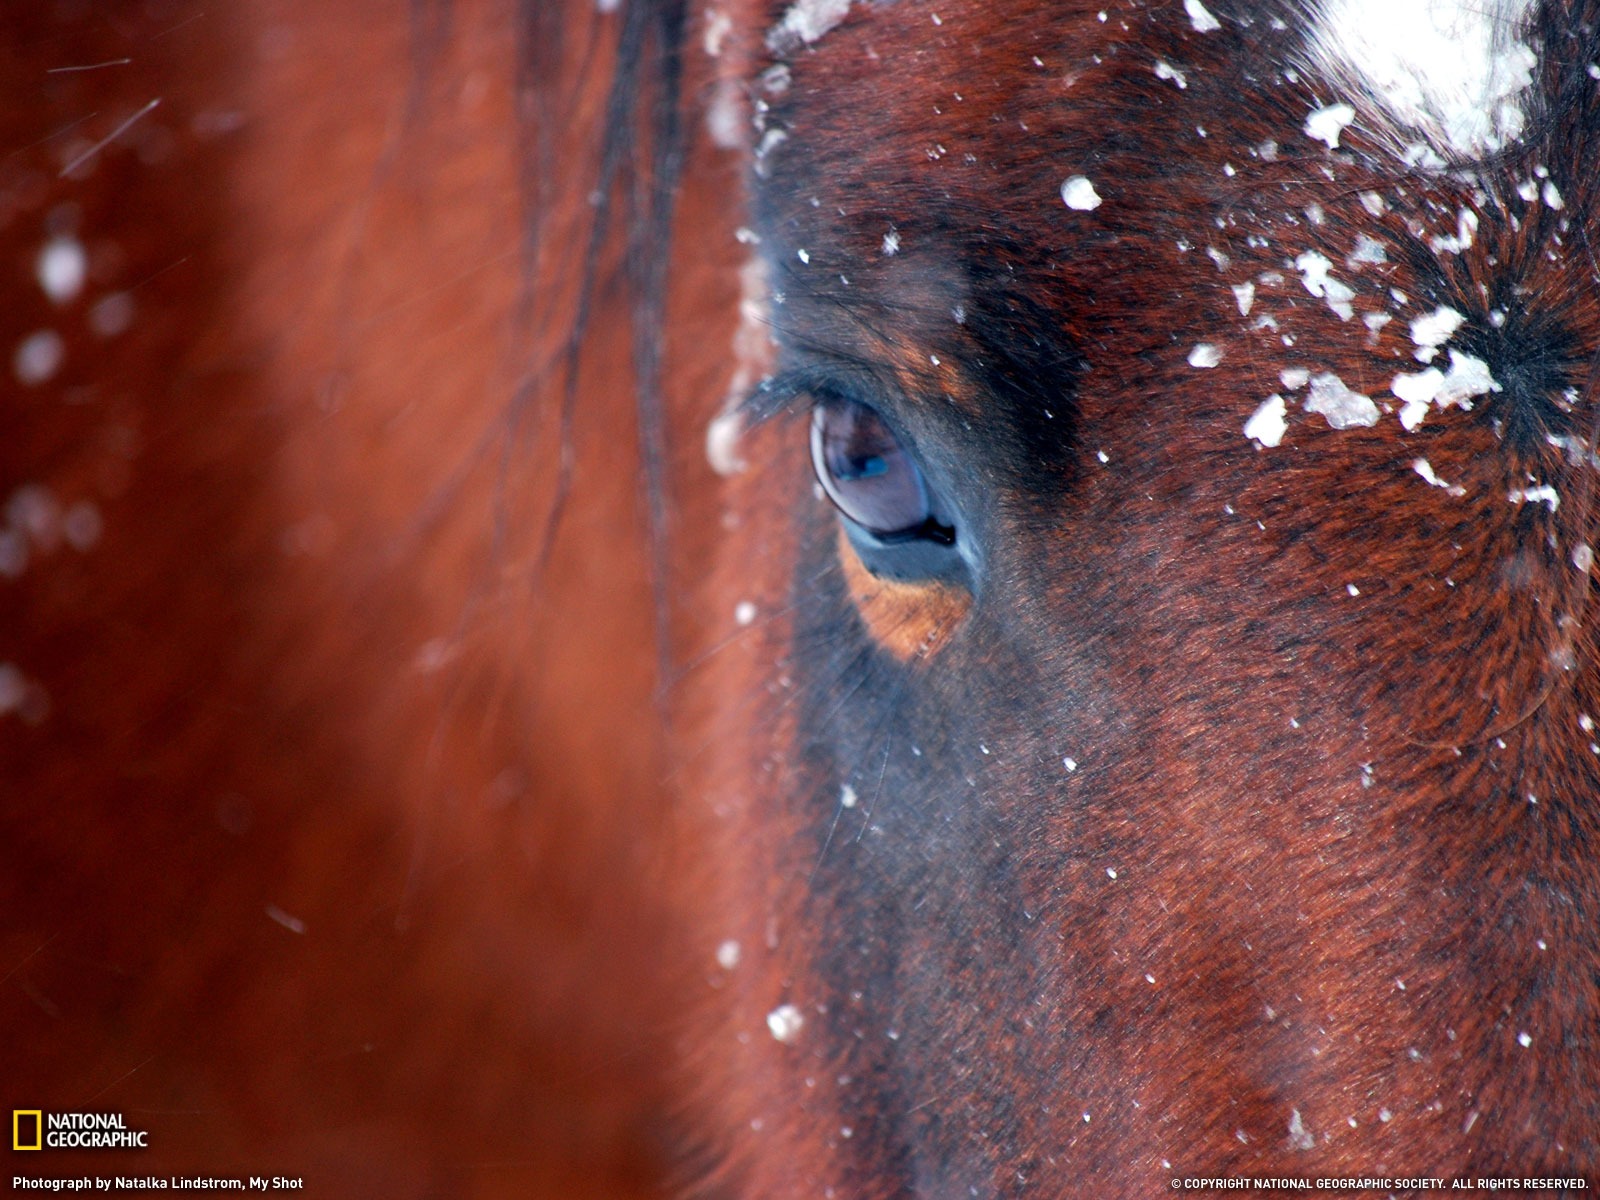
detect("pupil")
[842,454,888,481]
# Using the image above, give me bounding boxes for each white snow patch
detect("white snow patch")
[14,330,64,386]
[37,237,87,305]
[1185,0,1222,32]
[1394,349,1496,428]
[1304,102,1356,149]
[703,8,733,56]
[0,663,26,715]
[716,939,742,970]
[1154,61,1188,89]
[1308,0,1538,159]
[1509,483,1559,510]
[768,0,852,52]
[1288,1108,1316,1151]
[62,500,102,551]
[1295,250,1356,320]
[88,292,135,338]
[1245,395,1289,448]
[1061,175,1102,210]
[735,600,757,626]
[0,530,26,579]
[840,783,858,808]
[767,1003,805,1043]
[1188,343,1222,368]
[1280,367,1310,390]
[1305,372,1379,429]
[882,228,900,256]
[265,904,306,934]
[1394,366,1443,428]
[1346,233,1388,266]
[708,256,776,475]
[706,408,747,476]
[1232,281,1255,315]
[753,126,789,173]
[706,79,745,148]
[1409,304,1465,361]
[1429,207,1479,254]
[1412,457,1465,495]
[1435,349,1498,407]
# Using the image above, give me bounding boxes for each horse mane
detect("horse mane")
[516,0,691,698]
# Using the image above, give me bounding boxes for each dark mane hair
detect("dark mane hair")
[521,0,692,692]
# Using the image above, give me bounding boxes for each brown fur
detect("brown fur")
[0,3,735,1194]
[6,0,1600,1196]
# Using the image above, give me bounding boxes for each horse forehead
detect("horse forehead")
[754,0,1275,258]
[760,0,1543,166]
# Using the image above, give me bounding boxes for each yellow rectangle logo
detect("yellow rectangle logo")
[13,1109,42,1150]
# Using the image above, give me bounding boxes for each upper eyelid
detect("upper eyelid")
[735,361,910,433]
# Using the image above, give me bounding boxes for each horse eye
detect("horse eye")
[809,396,952,543]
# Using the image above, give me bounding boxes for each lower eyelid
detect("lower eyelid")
[836,526,970,660]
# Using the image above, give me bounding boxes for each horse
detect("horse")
[3,0,1598,1196]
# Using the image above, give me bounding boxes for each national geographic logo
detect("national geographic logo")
[12,1111,149,1150]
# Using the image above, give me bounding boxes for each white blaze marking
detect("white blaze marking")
[1308,0,1537,159]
